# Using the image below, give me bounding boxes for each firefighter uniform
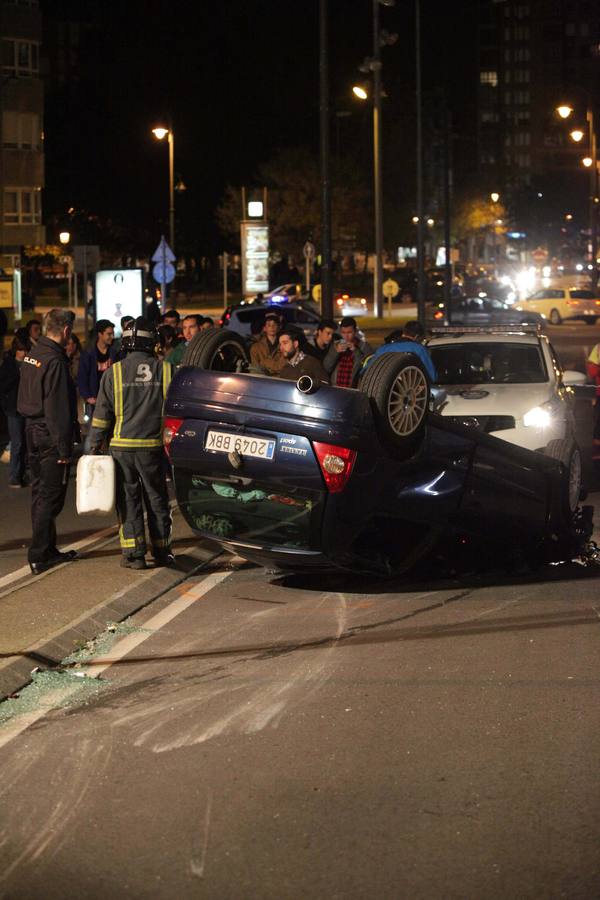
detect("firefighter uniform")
[17,334,78,569]
[586,343,600,472]
[88,349,173,565]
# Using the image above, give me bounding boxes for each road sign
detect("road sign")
[152,261,176,284]
[152,236,176,263]
[312,284,322,302]
[303,241,315,261]
[382,278,400,299]
[73,245,100,274]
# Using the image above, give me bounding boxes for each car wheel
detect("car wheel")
[181,328,249,371]
[549,308,562,325]
[359,352,430,449]
[544,438,582,515]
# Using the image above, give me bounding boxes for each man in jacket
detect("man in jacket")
[88,317,174,569]
[17,309,79,575]
[306,319,336,363]
[586,343,600,474]
[77,319,117,418]
[323,316,373,387]
[250,312,286,375]
[278,328,329,384]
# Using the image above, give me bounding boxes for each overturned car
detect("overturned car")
[163,328,594,577]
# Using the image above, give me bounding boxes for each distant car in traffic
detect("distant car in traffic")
[517,287,600,325]
[163,330,593,577]
[334,291,368,317]
[432,295,545,329]
[427,329,586,510]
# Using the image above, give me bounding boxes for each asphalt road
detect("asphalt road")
[0,323,599,897]
[0,548,599,898]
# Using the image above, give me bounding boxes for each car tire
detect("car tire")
[549,308,562,325]
[544,438,582,515]
[359,352,430,450]
[181,328,249,371]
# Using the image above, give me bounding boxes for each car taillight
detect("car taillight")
[163,417,183,459]
[434,309,444,319]
[567,300,578,306]
[595,300,600,306]
[313,441,357,493]
[336,297,343,306]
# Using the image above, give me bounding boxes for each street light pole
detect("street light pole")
[167,129,175,254]
[319,0,333,319]
[152,126,176,253]
[415,0,426,329]
[372,0,383,319]
[587,108,597,277]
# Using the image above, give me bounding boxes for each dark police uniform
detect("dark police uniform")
[17,335,78,566]
[88,352,172,563]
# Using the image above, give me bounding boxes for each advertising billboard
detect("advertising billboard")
[241,222,269,296]
[95,269,144,337]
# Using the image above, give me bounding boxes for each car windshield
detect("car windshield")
[430,342,547,385]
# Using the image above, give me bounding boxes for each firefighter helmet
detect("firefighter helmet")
[120,317,158,354]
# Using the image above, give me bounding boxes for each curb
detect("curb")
[0,542,221,703]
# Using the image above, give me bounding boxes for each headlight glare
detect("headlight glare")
[523,404,553,428]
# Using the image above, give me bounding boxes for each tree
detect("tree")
[216,148,371,259]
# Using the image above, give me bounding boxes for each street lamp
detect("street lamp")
[558,102,598,270]
[352,84,368,100]
[152,125,175,252]
[490,192,500,203]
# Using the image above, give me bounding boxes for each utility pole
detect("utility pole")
[415,0,426,329]
[443,105,453,323]
[319,0,333,319]
[372,0,384,318]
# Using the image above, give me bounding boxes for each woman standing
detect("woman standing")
[0,329,31,487]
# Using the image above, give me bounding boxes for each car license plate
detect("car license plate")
[205,430,275,460]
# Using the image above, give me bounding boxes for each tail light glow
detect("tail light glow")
[163,417,184,459]
[313,441,357,493]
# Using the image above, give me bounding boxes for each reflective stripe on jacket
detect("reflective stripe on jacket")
[89,351,172,450]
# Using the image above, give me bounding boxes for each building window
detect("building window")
[514,47,530,61]
[2,111,42,149]
[565,23,576,36]
[514,69,530,83]
[480,70,498,86]
[3,188,42,225]
[515,153,531,168]
[481,111,499,123]
[516,5,530,18]
[514,26,530,40]
[515,131,530,146]
[514,90,530,105]
[1,39,40,76]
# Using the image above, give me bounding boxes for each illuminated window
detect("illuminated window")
[480,70,498,86]
[514,47,530,61]
[3,188,42,225]
[1,39,40,76]
[2,111,41,149]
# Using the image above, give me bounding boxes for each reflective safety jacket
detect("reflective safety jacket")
[587,343,600,397]
[89,351,172,450]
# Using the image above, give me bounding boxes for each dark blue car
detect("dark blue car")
[163,329,592,577]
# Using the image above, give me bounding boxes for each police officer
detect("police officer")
[88,317,174,569]
[17,308,79,575]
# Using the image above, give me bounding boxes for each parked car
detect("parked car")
[517,287,600,325]
[432,295,546,329]
[427,329,586,508]
[162,328,593,577]
[219,302,322,338]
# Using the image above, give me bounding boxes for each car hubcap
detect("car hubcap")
[568,448,582,512]
[387,366,428,436]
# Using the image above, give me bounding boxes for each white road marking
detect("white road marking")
[190,790,213,879]
[0,568,233,750]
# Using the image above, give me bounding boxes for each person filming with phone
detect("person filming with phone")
[323,316,373,388]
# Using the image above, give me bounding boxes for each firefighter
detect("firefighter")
[88,317,174,569]
[586,342,600,475]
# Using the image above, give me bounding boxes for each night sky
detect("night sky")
[41,0,477,254]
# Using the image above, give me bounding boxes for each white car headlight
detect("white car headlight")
[523,403,553,428]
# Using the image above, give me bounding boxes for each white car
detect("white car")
[427,332,586,507]
[516,287,600,325]
[335,291,369,318]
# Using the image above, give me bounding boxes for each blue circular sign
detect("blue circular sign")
[152,261,176,284]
